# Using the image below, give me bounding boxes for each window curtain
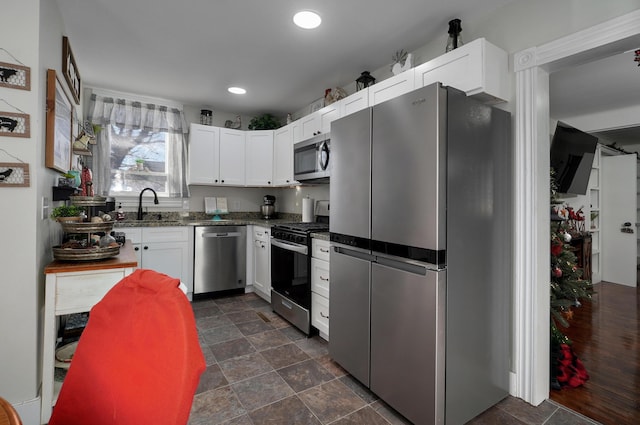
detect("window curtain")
[86,93,189,197]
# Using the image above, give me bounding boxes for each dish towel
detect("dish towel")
[49,269,205,425]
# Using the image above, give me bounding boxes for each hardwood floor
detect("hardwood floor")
[550,281,640,425]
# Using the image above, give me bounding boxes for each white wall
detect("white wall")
[0,0,40,415]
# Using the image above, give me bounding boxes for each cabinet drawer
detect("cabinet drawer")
[311,257,330,298]
[312,239,330,261]
[311,293,329,338]
[54,268,131,315]
[142,226,189,243]
[253,226,270,242]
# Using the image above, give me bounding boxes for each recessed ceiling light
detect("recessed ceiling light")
[228,87,246,95]
[293,11,321,29]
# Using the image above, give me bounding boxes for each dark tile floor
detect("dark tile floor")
[188,292,602,425]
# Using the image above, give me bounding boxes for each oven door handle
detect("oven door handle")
[271,239,308,255]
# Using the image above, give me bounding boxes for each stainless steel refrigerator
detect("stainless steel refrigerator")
[329,83,512,425]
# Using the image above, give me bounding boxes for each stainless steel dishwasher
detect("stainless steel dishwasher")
[194,226,246,294]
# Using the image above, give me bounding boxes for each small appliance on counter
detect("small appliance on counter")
[260,195,276,219]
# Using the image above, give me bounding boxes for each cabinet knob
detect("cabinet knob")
[215,179,218,183]
[134,246,139,251]
[221,179,225,183]
[267,181,271,185]
[143,246,149,250]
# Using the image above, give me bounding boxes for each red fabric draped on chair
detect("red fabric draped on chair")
[49,269,205,425]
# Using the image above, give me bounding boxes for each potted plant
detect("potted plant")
[135,159,145,171]
[248,114,281,130]
[51,205,84,222]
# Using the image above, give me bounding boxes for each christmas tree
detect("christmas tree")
[550,168,593,389]
[550,168,593,344]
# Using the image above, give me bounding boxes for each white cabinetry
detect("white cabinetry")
[245,130,274,186]
[252,226,271,302]
[188,124,219,185]
[188,124,245,186]
[413,37,508,103]
[341,90,369,116]
[298,102,341,141]
[126,226,192,296]
[368,68,415,106]
[219,128,246,185]
[311,238,330,340]
[273,125,297,186]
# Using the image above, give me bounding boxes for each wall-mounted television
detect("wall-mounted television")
[550,121,598,195]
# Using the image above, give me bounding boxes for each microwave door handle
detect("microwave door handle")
[320,141,330,171]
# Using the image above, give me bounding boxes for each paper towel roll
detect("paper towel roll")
[302,197,315,222]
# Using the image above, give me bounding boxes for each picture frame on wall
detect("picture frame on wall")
[62,36,81,104]
[45,69,73,173]
[0,61,31,91]
[0,162,30,187]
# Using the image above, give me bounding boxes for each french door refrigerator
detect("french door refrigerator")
[329,83,512,425]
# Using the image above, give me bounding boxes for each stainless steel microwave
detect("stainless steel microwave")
[294,133,330,183]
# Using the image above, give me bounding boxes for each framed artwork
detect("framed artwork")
[45,69,73,173]
[62,36,81,104]
[0,61,31,91]
[0,162,30,187]
[0,110,30,138]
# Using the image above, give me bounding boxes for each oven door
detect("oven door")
[270,239,311,308]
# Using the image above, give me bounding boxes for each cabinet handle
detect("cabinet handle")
[319,248,329,253]
[320,312,329,319]
[320,276,329,281]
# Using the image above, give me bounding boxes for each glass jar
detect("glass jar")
[200,109,213,125]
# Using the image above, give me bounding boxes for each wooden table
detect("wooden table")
[41,242,137,424]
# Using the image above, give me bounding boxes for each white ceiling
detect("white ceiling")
[54,0,517,116]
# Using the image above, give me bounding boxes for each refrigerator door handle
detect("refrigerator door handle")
[332,245,375,261]
[375,255,428,276]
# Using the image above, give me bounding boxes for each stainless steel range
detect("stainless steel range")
[270,201,329,335]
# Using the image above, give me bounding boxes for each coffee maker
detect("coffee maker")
[260,195,276,219]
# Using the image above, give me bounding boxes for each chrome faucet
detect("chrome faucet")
[137,187,159,220]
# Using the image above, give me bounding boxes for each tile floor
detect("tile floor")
[188,292,602,425]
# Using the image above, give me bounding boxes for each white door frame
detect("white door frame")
[512,10,640,405]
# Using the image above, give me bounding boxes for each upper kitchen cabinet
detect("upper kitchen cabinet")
[368,68,415,106]
[219,128,246,186]
[188,123,220,185]
[245,130,274,186]
[341,89,369,116]
[273,125,297,186]
[297,102,341,142]
[413,38,508,104]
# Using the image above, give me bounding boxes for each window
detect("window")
[86,91,188,200]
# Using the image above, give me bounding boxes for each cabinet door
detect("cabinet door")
[311,293,329,339]
[368,68,415,106]
[300,112,321,140]
[413,38,508,103]
[311,257,330,298]
[318,103,341,134]
[253,238,271,301]
[219,128,246,185]
[341,90,369,117]
[245,130,274,186]
[141,241,189,283]
[188,123,220,185]
[273,125,296,186]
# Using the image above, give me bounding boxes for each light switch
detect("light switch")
[42,196,50,220]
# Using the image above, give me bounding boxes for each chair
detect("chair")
[0,397,22,425]
[48,269,206,425]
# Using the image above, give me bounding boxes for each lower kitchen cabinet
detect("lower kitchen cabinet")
[124,227,192,296]
[252,226,271,302]
[311,238,330,340]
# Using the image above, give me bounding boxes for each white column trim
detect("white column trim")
[512,8,640,406]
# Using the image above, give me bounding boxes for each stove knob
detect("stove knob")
[295,236,305,244]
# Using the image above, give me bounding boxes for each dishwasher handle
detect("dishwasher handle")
[201,232,242,238]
